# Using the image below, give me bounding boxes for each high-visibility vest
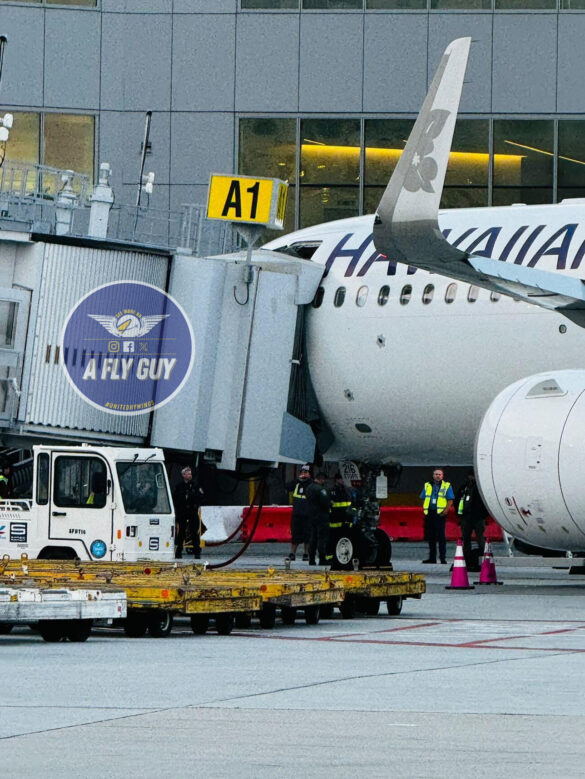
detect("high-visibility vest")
[0,474,8,501]
[423,481,451,515]
[329,499,351,528]
[292,482,307,500]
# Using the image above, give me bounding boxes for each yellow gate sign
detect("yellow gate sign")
[207,174,288,230]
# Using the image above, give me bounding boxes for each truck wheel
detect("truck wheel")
[38,620,67,642]
[304,605,320,625]
[235,613,252,628]
[124,613,148,638]
[281,606,297,625]
[215,613,234,636]
[190,614,209,635]
[0,623,13,635]
[66,620,93,642]
[148,612,173,638]
[259,605,276,629]
[374,529,392,567]
[386,595,403,616]
[339,598,356,620]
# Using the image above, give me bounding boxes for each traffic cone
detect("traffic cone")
[445,539,474,590]
[476,540,503,585]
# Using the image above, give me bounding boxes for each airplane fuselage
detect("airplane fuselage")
[264,200,585,465]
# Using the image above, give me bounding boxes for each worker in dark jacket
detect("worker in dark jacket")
[325,472,355,564]
[172,466,204,559]
[456,469,487,571]
[306,472,331,566]
[285,464,312,561]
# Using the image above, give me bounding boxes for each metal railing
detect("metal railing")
[0,162,242,256]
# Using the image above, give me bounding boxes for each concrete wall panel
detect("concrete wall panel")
[172,15,236,111]
[299,14,363,113]
[492,15,557,114]
[557,16,585,113]
[0,8,44,107]
[170,112,234,186]
[101,14,172,111]
[236,15,300,112]
[363,15,427,113]
[44,11,100,110]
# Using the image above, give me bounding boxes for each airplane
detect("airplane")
[255,38,585,553]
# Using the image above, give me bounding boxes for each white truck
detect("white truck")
[0,444,175,562]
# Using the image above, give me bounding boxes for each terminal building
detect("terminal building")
[0,2,584,236]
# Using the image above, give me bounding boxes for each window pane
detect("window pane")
[44,114,94,182]
[363,186,384,215]
[356,285,368,306]
[431,0,490,8]
[440,188,488,209]
[0,302,17,347]
[367,0,425,7]
[303,0,362,6]
[2,112,39,165]
[37,453,49,506]
[239,118,296,182]
[47,0,97,5]
[378,285,390,305]
[422,284,434,304]
[468,285,479,303]
[561,0,585,7]
[446,120,489,187]
[445,283,457,303]
[558,121,585,197]
[54,456,107,509]
[242,0,298,5]
[334,287,346,307]
[400,285,412,305]
[312,286,325,308]
[497,0,554,8]
[493,120,553,200]
[492,187,553,206]
[300,186,359,229]
[365,119,414,186]
[301,118,360,185]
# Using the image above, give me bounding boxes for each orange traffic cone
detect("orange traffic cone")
[476,540,503,585]
[445,539,475,590]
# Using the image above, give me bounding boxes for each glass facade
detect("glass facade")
[240,117,582,230]
[242,0,583,7]
[0,0,96,4]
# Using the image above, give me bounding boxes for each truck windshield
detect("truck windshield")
[116,462,171,515]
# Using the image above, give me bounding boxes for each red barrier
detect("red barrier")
[241,505,503,543]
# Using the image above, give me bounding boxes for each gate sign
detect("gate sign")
[207,174,288,230]
[61,281,194,415]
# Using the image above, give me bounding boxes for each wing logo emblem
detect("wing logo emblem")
[88,311,169,338]
[404,109,450,194]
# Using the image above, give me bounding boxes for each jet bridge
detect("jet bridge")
[0,161,321,468]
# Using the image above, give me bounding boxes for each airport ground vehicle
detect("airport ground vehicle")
[0,444,175,562]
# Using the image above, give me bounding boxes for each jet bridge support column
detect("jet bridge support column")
[150,250,323,470]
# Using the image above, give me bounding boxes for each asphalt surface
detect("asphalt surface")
[2,541,585,777]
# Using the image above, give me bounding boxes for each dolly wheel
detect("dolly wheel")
[124,613,148,638]
[281,606,297,625]
[66,620,93,642]
[190,614,210,635]
[215,613,234,636]
[386,595,403,616]
[234,613,252,628]
[148,612,173,638]
[320,604,334,619]
[38,620,67,642]
[259,605,276,629]
[304,605,320,625]
[0,623,13,635]
[339,598,356,620]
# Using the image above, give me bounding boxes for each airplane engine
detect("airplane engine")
[475,370,585,552]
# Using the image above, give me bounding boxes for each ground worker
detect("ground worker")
[325,473,354,563]
[0,462,11,500]
[285,464,312,561]
[173,466,205,559]
[456,469,487,571]
[306,472,331,566]
[419,468,454,564]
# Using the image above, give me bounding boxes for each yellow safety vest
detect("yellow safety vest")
[292,483,307,500]
[0,474,8,501]
[423,481,451,515]
[329,499,351,528]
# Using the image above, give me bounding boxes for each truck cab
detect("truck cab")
[0,444,175,561]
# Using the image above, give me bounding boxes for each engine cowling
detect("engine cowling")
[475,370,585,552]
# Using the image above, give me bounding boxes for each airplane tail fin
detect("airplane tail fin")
[373,37,471,266]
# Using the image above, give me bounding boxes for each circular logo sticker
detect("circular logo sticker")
[61,281,194,415]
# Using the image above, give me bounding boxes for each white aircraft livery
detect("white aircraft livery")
[260,38,585,552]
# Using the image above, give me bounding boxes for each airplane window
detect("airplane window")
[334,287,346,307]
[445,283,457,304]
[490,291,501,303]
[356,286,368,307]
[468,285,480,303]
[422,284,434,305]
[399,285,412,305]
[378,285,390,306]
[312,286,325,308]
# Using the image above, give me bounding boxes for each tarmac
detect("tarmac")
[2,541,585,778]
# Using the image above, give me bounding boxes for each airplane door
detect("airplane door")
[49,453,114,560]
